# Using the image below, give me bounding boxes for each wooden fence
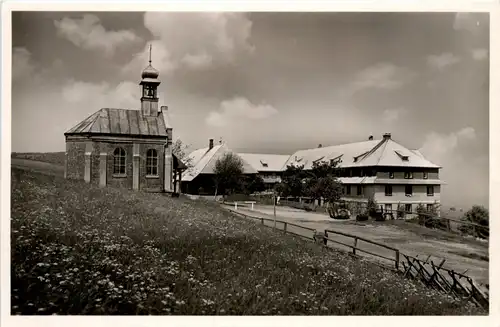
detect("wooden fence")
[401,254,489,309]
[322,229,400,270]
[224,206,489,310]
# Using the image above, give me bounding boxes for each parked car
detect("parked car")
[327,201,351,220]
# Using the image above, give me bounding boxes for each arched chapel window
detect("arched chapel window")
[113,147,126,175]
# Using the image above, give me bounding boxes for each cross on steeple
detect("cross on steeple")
[149,44,152,65]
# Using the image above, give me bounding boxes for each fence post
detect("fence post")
[353,237,358,255]
[235,202,238,210]
[261,217,264,225]
[395,250,400,271]
[284,222,287,234]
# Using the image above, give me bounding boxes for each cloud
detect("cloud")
[427,53,460,71]
[382,107,408,123]
[419,127,476,165]
[206,97,278,127]
[62,80,138,109]
[12,47,35,82]
[348,62,416,93]
[121,39,177,76]
[471,48,488,61]
[453,12,481,32]
[181,52,213,70]
[125,12,254,74]
[54,14,141,56]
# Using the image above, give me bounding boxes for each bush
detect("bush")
[356,212,369,221]
[459,205,489,239]
[416,204,449,231]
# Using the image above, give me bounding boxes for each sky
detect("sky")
[11,11,489,209]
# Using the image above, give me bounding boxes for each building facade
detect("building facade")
[64,56,183,193]
[283,133,443,212]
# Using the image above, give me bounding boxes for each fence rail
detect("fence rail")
[223,204,489,310]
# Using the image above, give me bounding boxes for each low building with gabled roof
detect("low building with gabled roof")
[180,139,257,195]
[64,51,185,193]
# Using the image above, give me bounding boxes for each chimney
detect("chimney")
[368,135,373,141]
[318,144,322,148]
[160,105,168,114]
[209,139,214,150]
[383,133,391,140]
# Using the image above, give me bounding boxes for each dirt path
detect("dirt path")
[229,204,489,288]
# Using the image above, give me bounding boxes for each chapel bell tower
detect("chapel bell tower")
[140,44,161,116]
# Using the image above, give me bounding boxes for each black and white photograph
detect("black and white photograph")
[2,1,498,324]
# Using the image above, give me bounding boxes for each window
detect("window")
[146,149,158,176]
[346,185,351,195]
[360,169,364,177]
[405,185,413,196]
[404,172,413,179]
[113,147,126,175]
[404,204,412,213]
[385,185,392,196]
[385,203,392,213]
[427,186,434,196]
[423,172,428,179]
[427,204,433,211]
[357,185,363,196]
[389,171,394,179]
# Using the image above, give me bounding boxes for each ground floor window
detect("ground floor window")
[385,203,392,213]
[404,203,412,213]
[113,147,126,175]
[385,185,392,196]
[356,185,363,196]
[427,203,434,211]
[427,185,434,196]
[146,149,159,176]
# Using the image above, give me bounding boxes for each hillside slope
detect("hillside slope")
[10,168,483,315]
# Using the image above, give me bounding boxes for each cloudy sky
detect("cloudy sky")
[12,11,489,209]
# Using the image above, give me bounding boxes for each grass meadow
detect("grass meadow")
[10,168,485,315]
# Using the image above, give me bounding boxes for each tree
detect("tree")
[304,160,343,205]
[213,152,244,197]
[172,139,193,168]
[280,164,307,198]
[459,205,489,239]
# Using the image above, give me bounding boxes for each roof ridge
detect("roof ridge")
[374,139,390,166]
[357,138,387,163]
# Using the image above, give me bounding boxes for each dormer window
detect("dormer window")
[423,172,428,179]
[395,151,409,162]
[389,172,394,179]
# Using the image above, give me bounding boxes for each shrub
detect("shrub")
[416,204,449,231]
[459,205,489,239]
[356,212,369,221]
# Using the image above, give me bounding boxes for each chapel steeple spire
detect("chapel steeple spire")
[140,44,161,116]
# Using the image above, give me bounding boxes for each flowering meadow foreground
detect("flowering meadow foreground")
[11,168,485,315]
